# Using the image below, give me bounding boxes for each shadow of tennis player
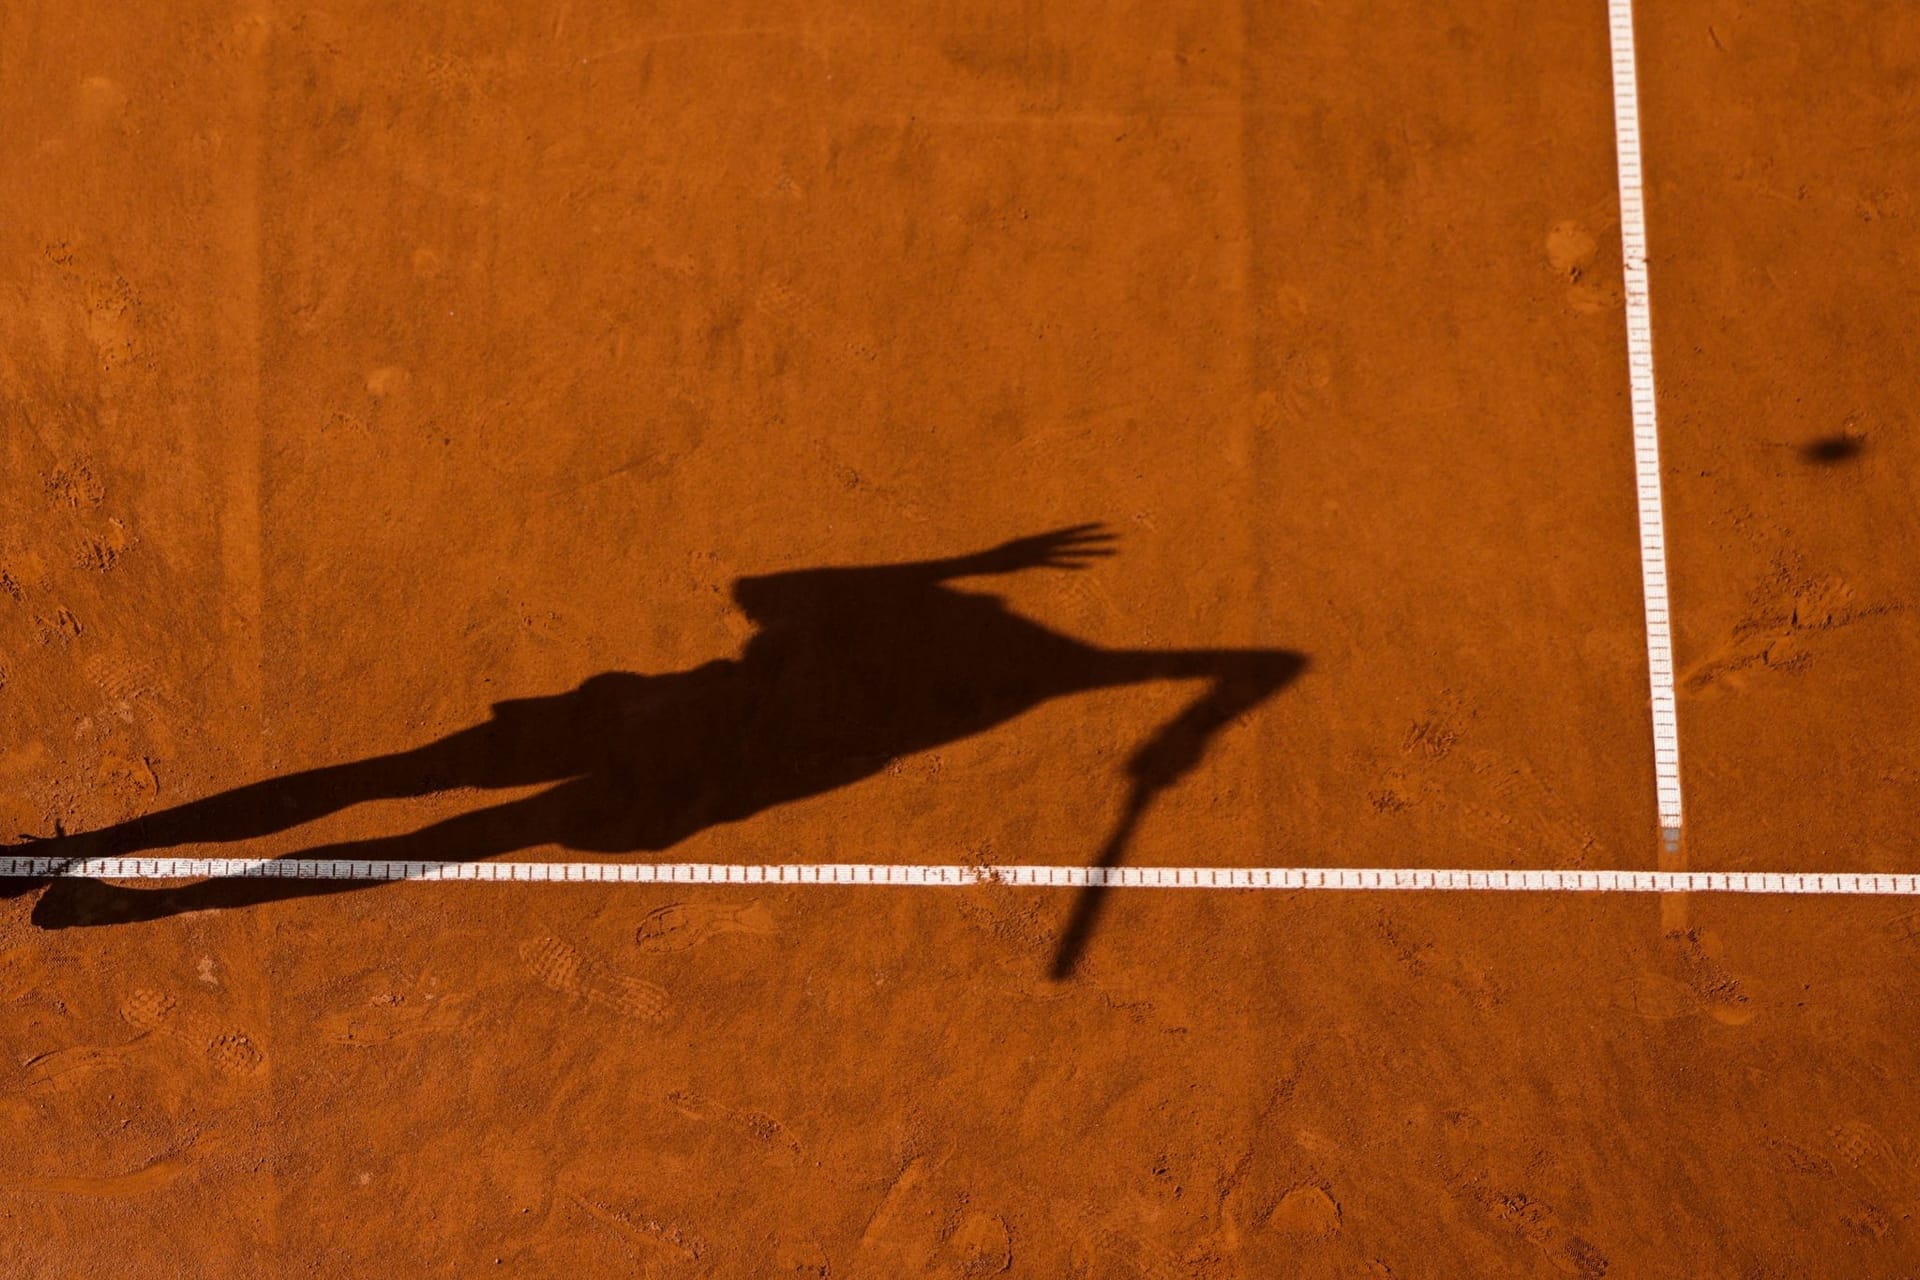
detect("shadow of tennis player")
[19,525,1303,975]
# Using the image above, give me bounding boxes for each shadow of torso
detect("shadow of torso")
[491,571,1109,851]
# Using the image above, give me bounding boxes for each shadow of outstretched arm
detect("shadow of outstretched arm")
[732,525,1115,624]
[1050,650,1304,979]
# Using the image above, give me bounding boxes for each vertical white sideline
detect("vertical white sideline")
[1607,0,1684,850]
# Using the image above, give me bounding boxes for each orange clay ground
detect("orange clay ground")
[4,1,1920,1275]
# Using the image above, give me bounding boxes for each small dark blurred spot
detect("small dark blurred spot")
[1800,434,1866,464]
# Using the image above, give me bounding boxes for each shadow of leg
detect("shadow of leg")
[13,729,509,889]
[0,843,97,901]
[32,779,588,929]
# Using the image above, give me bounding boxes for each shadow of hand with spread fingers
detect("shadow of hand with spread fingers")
[16,525,1304,976]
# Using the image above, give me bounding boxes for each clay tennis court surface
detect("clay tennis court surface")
[5,1,1920,1274]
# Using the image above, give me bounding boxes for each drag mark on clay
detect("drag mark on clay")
[634,898,778,952]
[1682,564,1898,695]
[566,1188,704,1265]
[18,1042,143,1092]
[2,1153,189,1199]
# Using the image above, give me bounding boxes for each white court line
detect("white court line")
[4,856,1918,895]
[1609,0,1684,848]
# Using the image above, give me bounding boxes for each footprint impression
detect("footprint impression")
[519,935,674,1025]
[119,987,266,1077]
